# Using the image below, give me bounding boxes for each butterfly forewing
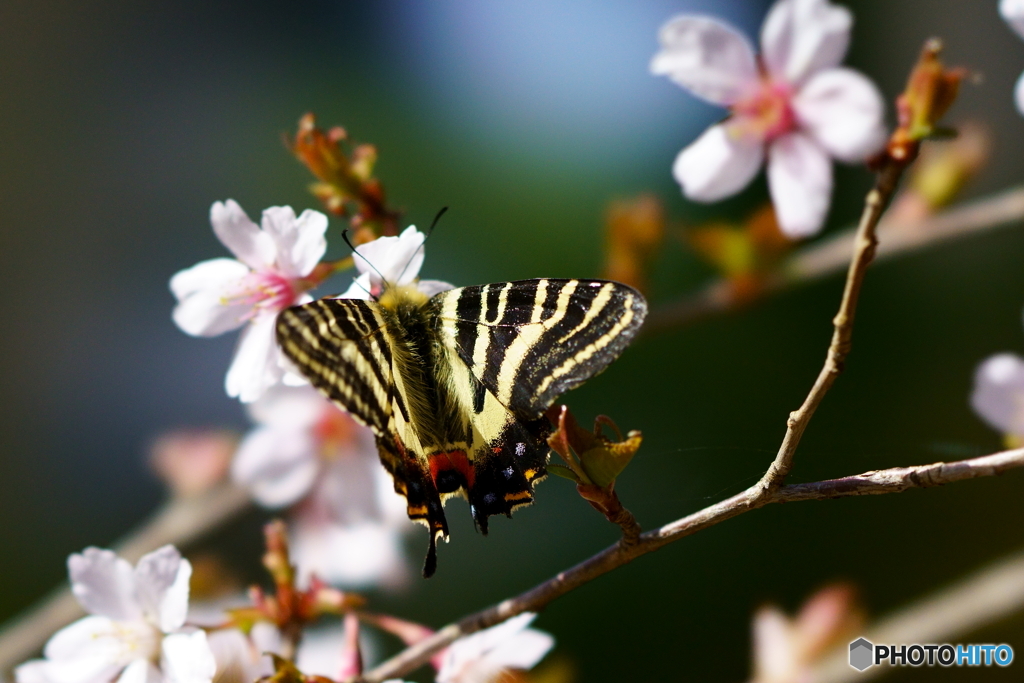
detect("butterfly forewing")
[431,279,647,419]
[275,298,395,434]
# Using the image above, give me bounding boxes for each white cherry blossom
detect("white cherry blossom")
[971,352,1024,439]
[340,226,453,300]
[652,0,886,238]
[231,385,412,588]
[435,613,553,683]
[1001,0,1024,115]
[16,547,215,683]
[170,200,328,403]
[206,623,373,683]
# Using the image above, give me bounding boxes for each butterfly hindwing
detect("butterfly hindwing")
[431,279,648,419]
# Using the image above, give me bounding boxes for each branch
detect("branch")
[643,185,1024,335]
[755,162,904,495]
[812,545,1024,682]
[0,483,251,675]
[358,447,1024,682]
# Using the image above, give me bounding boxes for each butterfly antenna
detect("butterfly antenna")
[342,229,386,300]
[394,206,448,287]
[342,229,390,291]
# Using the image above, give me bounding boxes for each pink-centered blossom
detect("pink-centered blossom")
[231,385,412,588]
[1001,0,1024,115]
[436,613,554,683]
[16,547,215,683]
[651,0,886,238]
[170,200,328,403]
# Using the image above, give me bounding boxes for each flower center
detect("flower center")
[112,620,163,666]
[313,406,360,460]
[732,78,796,142]
[226,270,300,315]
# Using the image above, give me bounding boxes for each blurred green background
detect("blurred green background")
[3,0,1024,680]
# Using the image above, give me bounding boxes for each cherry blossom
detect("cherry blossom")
[1001,0,1024,115]
[170,200,328,403]
[205,622,378,683]
[231,385,412,588]
[651,0,886,238]
[15,546,215,683]
[436,613,554,683]
[971,352,1024,441]
[340,226,453,300]
[748,584,861,683]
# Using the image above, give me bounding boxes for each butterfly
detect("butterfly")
[276,277,647,576]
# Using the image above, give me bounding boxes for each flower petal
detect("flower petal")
[15,661,53,683]
[650,15,758,105]
[672,123,764,202]
[761,0,853,86]
[225,314,285,403]
[416,279,457,297]
[206,629,273,683]
[246,384,327,429]
[1015,70,1024,117]
[160,631,216,683]
[170,259,253,337]
[210,201,276,270]
[338,272,374,300]
[1001,0,1024,40]
[437,614,544,683]
[232,424,320,508]
[484,629,554,672]
[793,68,886,162]
[353,227,425,287]
[291,519,408,589]
[767,132,833,238]
[260,207,328,278]
[752,606,797,681]
[43,616,124,665]
[971,353,1024,435]
[134,546,191,633]
[115,660,162,683]
[68,548,141,621]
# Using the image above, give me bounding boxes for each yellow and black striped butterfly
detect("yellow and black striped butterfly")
[277,278,647,576]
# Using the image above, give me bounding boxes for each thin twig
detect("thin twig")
[755,161,906,495]
[0,483,251,675]
[813,545,1024,682]
[357,447,1024,683]
[642,185,1024,335]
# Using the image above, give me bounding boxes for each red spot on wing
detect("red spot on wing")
[428,450,475,488]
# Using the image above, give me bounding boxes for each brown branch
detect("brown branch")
[642,185,1024,335]
[358,447,1024,682]
[0,483,251,675]
[754,161,906,495]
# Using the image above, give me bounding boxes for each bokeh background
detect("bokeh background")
[3,0,1024,680]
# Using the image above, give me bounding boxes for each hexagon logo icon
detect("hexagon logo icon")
[849,638,874,671]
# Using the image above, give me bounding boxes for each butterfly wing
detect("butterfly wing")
[431,279,648,419]
[428,278,647,531]
[276,298,450,575]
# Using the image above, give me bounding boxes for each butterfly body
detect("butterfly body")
[277,278,646,576]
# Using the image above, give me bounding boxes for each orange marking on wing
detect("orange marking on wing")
[428,450,476,488]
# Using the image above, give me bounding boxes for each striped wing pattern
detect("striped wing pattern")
[276,298,394,434]
[431,279,647,419]
[277,298,451,574]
